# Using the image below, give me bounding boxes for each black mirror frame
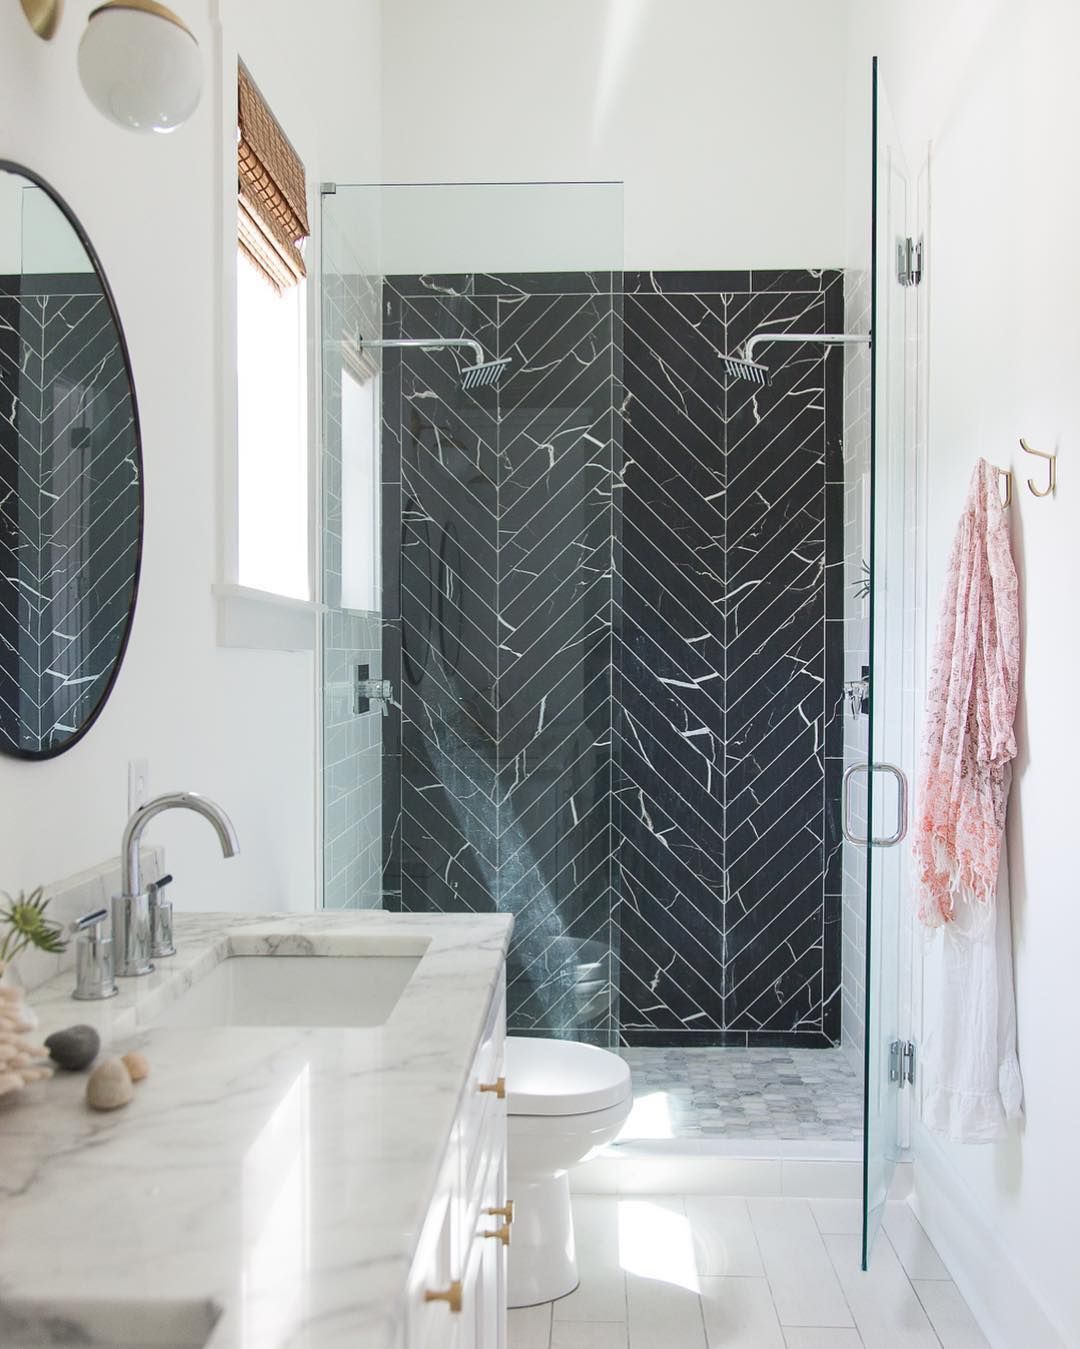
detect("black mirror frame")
[0,160,144,761]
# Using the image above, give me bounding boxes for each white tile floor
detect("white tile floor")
[508,1196,989,1349]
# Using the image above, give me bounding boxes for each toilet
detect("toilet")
[505,1036,633,1307]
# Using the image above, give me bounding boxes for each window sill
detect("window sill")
[214,583,321,652]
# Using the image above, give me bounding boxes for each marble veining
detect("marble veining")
[615,270,846,1045]
[379,272,619,1043]
[0,273,141,755]
[0,909,512,1349]
[379,269,843,1051]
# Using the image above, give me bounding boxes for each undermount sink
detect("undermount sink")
[0,1297,220,1348]
[152,948,427,1029]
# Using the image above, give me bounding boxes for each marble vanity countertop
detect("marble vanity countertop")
[0,910,513,1349]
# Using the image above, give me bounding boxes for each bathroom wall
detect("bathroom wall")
[847,2,1080,1344]
[615,269,845,1046]
[0,0,381,908]
[380,270,621,1039]
[379,0,849,271]
[381,267,845,1046]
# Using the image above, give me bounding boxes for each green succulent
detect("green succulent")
[0,887,67,965]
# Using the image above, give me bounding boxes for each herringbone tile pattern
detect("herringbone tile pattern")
[381,273,620,1038]
[0,278,139,754]
[616,271,844,1045]
[381,270,843,1046]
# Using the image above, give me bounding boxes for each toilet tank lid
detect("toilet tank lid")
[504,1036,632,1117]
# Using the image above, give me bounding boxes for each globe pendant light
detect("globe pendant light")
[78,1,202,133]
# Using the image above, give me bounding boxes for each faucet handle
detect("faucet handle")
[148,874,176,959]
[71,909,118,1001]
[70,907,108,935]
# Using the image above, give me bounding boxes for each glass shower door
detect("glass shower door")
[861,58,916,1268]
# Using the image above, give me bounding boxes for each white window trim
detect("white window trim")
[213,23,322,652]
[213,583,320,651]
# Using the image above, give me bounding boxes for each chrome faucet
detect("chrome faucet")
[113,792,240,978]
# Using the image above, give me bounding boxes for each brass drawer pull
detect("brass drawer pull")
[481,1222,511,1246]
[484,1201,514,1223]
[478,1076,506,1099]
[424,1281,463,1312]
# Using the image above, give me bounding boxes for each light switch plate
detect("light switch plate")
[128,758,149,814]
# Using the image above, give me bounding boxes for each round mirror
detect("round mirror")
[0,163,142,758]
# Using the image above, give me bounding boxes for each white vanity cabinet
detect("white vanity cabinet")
[405,982,508,1349]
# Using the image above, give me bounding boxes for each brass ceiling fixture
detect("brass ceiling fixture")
[87,0,194,36]
[19,0,63,39]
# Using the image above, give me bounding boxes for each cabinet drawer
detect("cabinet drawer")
[459,986,506,1243]
[405,971,508,1349]
[405,1147,460,1349]
[465,1138,508,1349]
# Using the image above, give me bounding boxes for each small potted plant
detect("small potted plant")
[0,888,66,1099]
[0,886,67,972]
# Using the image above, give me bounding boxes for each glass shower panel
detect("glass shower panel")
[320,190,385,914]
[322,183,624,1043]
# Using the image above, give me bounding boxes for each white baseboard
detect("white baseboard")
[910,1129,1070,1349]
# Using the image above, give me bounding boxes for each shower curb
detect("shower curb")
[571,1141,910,1200]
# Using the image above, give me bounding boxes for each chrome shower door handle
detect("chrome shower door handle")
[841,762,909,846]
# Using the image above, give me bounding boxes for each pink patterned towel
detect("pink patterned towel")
[913,459,1019,928]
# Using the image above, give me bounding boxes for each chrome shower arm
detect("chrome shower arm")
[744,331,870,363]
[357,336,487,365]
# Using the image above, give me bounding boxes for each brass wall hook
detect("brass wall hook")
[1020,437,1057,497]
[995,466,1012,507]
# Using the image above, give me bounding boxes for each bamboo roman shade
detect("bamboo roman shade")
[237,63,309,292]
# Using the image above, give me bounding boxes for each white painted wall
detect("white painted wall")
[847,3,1080,1344]
[0,0,379,914]
[380,0,849,270]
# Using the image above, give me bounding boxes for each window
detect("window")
[233,62,311,603]
[236,250,308,599]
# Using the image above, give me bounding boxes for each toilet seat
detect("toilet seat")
[505,1036,632,1117]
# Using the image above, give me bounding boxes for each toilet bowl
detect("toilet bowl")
[505,1036,633,1307]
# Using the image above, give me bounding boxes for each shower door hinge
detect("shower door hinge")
[889,1039,917,1087]
[897,236,923,287]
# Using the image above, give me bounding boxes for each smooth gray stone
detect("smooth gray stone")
[44,1024,101,1072]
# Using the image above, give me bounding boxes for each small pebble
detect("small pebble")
[45,1024,100,1072]
[86,1057,134,1111]
[122,1051,149,1083]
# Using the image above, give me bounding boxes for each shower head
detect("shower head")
[722,354,771,387]
[460,355,511,391]
[354,336,512,392]
[721,329,872,389]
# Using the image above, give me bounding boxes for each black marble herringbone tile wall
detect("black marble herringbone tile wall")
[381,273,621,1041]
[381,270,843,1047]
[0,274,140,755]
[616,270,844,1046]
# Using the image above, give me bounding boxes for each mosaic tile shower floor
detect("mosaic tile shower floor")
[616,1047,863,1141]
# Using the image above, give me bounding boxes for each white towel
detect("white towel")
[920,834,1023,1143]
